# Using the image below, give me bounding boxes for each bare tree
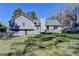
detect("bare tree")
[49,3,79,28]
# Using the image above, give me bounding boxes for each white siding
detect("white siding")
[27,30,35,35]
[53,27,62,33]
[40,18,46,32]
[15,16,35,29]
[11,31,25,36]
[11,16,63,36]
[34,27,40,34]
[27,27,40,35]
[12,16,41,36]
[46,26,63,33]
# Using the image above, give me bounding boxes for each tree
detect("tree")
[62,8,74,27]
[12,8,38,20]
[49,4,79,28]
[48,7,64,26]
[12,8,25,20]
[0,23,7,32]
[26,11,38,20]
[64,4,79,27]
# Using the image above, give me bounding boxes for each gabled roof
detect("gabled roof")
[10,14,40,26]
[12,14,32,21]
[45,19,62,26]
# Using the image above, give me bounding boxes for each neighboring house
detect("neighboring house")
[9,15,41,36]
[45,19,63,33]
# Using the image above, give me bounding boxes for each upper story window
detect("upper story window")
[23,22,25,26]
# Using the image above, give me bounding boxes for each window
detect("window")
[34,22,36,24]
[54,26,58,29]
[23,23,25,26]
[47,26,49,29]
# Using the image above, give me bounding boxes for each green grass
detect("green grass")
[24,33,79,56]
[0,36,28,55]
[0,33,79,56]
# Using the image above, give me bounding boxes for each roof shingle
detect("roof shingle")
[45,19,62,26]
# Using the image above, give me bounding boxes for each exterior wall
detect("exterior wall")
[11,31,25,36]
[11,16,40,36]
[27,27,40,35]
[27,30,35,35]
[10,16,63,36]
[34,26,40,34]
[11,27,40,36]
[46,26,63,33]
[10,16,42,36]
[54,27,63,33]
[15,16,35,29]
[40,18,46,32]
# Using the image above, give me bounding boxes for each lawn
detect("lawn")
[0,36,28,56]
[0,33,79,56]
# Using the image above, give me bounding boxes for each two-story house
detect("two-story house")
[9,14,41,36]
[9,9,63,36]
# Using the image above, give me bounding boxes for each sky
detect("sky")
[0,3,68,25]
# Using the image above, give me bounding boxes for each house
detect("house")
[9,16,63,36]
[45,19,63,33]
[9,18,63,36]
[9,8,63,36]
[9,15,41,36]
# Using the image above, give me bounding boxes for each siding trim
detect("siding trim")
[10,29,34,31]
